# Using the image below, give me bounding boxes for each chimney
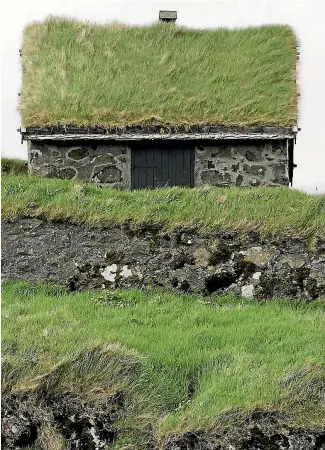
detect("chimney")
[159,10,177,23]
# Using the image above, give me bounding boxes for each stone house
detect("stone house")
[19,13,299,189]
[22,125,298,189]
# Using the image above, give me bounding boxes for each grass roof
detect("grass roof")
[20,17,298,129]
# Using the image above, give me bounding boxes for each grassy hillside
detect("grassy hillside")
[20,17,297,128]
[2,282,325,446]
[2,173,325,237]
[1,158,27,175]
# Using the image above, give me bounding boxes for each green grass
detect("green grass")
[2,282,325,442]
[1,158,27,175]
[20,17,297,128]
[2,173,325,237]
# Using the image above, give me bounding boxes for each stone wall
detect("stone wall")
[28,139,289,188]
[28,141,131,188]
[2,219,324,300]
[194,140,288,187]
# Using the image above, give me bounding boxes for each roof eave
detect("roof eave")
[19,125,298,141]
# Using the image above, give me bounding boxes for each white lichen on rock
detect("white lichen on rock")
[252,271,262,280]
[120,265,132,278]
[241,284,254,298]
[101,264,118,282]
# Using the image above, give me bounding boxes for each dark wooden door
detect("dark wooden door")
[131,142,194,189]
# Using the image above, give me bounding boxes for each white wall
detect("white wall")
[1,0,325,192]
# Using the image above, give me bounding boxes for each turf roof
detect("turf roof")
[20,17,298,129]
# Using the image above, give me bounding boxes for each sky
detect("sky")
[1,0,325,192]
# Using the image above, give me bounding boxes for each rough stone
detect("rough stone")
[194,140,289,188]
[67,147,89,160]
[1,389,123,449]
[209,146,232,159]
[252,271,262,280]
[91,153,116,165]
[241,284,254,298]
[201,170,232,186]
[163,411,325,450]
[241,247,275,266]
[243,163,266,176]
[28,142,131,189]
[3,389,324,450]
[101,264,118,281]
[272,162,288,184]
[92,166,122,183]
[2,219,324,300]
[278,254,306,269]
[28,140,290,188]
[250,177,261,186]
[235,174,243,186]
[58,167,77,180]
[245,149,263,162]
[120,265,132,278]
[194,247,211,268]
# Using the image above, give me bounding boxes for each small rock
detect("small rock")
[101,264,118,282]
[241,247,273,266]
[120,265,132,278]
[241,284,254,299]
[194,247,211,268]
[277,254,306,269]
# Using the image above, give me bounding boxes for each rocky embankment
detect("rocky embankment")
[2,218,325,299]
[2,391,325,449]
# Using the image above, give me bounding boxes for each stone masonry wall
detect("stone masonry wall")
[28,139,289,188]
[194,140,289,187]
[28,141,131,188]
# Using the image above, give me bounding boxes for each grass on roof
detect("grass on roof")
[2,282,325,445]
[20,17,298,128]
[2,172,325,237]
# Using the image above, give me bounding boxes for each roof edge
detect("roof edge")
[20,124,298,141]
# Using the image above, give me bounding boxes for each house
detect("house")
[19,14,299,189]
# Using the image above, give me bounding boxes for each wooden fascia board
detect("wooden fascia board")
[23,132,296,141]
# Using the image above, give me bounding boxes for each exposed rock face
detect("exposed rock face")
[2,219,325,300]
[2,393,324,450]
[163,412,325,450]
[1,391,122,449]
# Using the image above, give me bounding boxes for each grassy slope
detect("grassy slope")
[2,282,325,442]
[21,17,297,128]
[1,158,27,175]
[2,173,325,237]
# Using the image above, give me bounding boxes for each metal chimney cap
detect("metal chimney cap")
[159,10,177,22]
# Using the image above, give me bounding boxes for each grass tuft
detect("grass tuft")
[20,17,298,128]
[1,158,28,175]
